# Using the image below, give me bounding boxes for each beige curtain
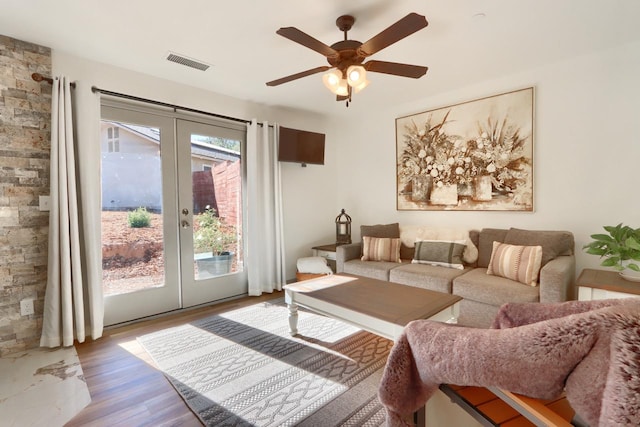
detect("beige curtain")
[40,77,104,347]
[246,120,286,295]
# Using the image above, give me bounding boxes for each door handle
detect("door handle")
[181,220,190,228]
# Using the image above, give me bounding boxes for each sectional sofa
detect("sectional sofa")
[336,223,576,327]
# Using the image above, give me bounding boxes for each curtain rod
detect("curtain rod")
[31,73,76,88]
[91,85,264,126]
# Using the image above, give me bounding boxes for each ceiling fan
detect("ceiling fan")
[266,13,429,106]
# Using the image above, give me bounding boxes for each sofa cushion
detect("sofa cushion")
[361,223,400,238]
[342,259,400,281]
[469,230,480,253]
[361,223,401,257]
[399,225,478,264]
[453,268,539,306]
[361,236,401,262]
[504,228,574,267]
[478,228,509,268]
[486,242,543,286]
[390,263,471,293]
[412,240,465,269]
[457,299,501,328]
[400,244,414,261]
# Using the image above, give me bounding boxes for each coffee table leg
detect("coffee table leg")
[288,302,299,336]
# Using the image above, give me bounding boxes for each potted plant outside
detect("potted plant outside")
[193,206,237,277]
[583,223,640,281]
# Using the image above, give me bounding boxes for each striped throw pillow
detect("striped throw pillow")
[361,236,401,262]
[412,240,465,270]
[487,242,543,286]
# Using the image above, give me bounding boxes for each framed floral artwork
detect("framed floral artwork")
[396,87,534,211]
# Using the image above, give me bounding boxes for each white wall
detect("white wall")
[53,51,338,281]
[53,39,640,283]
[334,40,640,276]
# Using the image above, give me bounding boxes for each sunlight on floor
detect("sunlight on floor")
[120,316,359,386]
[123,301,388,426]
[117,339,159,368]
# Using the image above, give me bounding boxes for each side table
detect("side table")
[576,268,640,301]
[312,243,338,272]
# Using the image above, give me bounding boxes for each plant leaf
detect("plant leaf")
[585,247,606,256]
[589,234,615,242]
[603,224,619,234]
[585,224,640,270]
[626,236,640,251]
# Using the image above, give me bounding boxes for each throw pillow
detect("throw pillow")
[361,236,401,262]
[504,228,574,267]
[400,244,414,261]
[412,240,466,270]
[399,225,478,264]
[477,228,509,268]
[487,242,543,286]
[361,223,400,238]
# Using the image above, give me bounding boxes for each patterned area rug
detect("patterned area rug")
[137,299,392,426]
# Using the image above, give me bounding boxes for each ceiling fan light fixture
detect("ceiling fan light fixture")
[335,79,349,96]
[268,13,429,107]
[353,79,370,94]
[346,65,367,87]
[322,69,343,93]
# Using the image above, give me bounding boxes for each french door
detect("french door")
[100,101,247,326]
[177,119,247,307]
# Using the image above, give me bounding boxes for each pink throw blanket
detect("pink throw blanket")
[378,298,640,426]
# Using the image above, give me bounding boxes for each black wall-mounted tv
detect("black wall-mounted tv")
[278,126,325,166]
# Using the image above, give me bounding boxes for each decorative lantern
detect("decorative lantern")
[335,209,352,245]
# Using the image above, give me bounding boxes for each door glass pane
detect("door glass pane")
[190,134,243,280]
[100,121,165,295]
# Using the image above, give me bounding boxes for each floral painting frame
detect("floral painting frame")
[396,87,534,211]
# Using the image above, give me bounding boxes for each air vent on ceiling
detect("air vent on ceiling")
[165,52,211,71]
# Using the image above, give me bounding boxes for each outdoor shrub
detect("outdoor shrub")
[193,206,237,255]
[127,207,151,228]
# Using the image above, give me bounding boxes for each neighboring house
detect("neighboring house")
[100,121,240,216]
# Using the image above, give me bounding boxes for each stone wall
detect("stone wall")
[0,35,51,356]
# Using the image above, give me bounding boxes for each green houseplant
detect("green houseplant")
[583,223,640,280]
[193,206,237,277]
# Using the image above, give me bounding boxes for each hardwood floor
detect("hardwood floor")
[66,292,283,427]
[66,291,581,427]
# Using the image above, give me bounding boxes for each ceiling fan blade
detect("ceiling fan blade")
[266,66,331,86]
[276,27,339,58]
[364,60,428,78]
[358,13,428,57]
[336,94,349,102]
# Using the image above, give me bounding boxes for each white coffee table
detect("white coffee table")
[283,274,461,341]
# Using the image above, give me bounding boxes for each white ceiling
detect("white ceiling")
[3,0,640,117]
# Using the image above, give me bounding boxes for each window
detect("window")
[107,127,120,152]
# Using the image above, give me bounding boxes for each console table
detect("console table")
[576,268,640,301]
